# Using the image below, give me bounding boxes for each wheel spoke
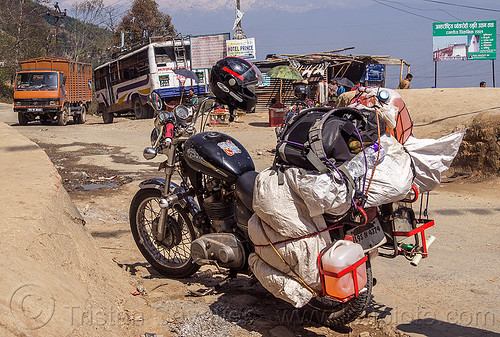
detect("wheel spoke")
[136,196,194,268]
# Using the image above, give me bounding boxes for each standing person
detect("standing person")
[328,80,339,103]
[480,81,486,87]
[315,78,327,105]
[398,73,413,89]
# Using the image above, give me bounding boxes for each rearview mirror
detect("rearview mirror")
[143,147,157,160]
[149,91,163,111]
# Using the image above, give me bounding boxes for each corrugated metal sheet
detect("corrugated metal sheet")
[255,78,295,113]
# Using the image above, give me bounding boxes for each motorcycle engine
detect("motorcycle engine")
[191,178,247,270]
[191,233,246,270]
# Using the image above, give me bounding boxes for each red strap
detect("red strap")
[222,66,244,81]
[253,221,343,247]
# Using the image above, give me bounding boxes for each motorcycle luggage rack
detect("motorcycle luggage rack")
[317,252,368,303]
[379,189,436,265]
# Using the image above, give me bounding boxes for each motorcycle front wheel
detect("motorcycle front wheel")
[304,260,373,327]
[130,188,200,278]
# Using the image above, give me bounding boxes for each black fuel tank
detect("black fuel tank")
[183,132,255,183]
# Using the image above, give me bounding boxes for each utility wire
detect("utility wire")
[372,0,440,21]
[420,0,500,13]
[377,0,462,20]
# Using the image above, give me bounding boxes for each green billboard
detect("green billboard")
[433,21,496,61]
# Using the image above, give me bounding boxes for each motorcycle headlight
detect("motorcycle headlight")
[150,128,160,147]
[154,111,174,129]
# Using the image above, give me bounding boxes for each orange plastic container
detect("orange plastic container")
[319,240,367,299]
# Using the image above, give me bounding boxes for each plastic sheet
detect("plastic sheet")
[404,130,466,192]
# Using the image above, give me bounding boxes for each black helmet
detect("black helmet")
[294,84,308,100]
[209,57,263,111]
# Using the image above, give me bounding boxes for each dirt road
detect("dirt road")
[1,90,498,337]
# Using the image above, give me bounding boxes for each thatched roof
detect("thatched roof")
[254,47,410,70]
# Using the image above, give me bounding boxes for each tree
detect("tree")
[67,0,113,63]
[0,0,50,66]
[117,0,175,48]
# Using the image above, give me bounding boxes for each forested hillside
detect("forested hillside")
[0,0,114,101]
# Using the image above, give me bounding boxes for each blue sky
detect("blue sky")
[65,0,500,89]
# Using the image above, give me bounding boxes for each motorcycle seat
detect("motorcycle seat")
[235,170,258,212]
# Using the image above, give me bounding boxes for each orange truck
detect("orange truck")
[13,57,92,126]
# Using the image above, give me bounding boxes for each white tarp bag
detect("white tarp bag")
[248,214,328,308]
[251,168,350,237]
[249,168,349,307]
[404,130,466,191]
[359,134,414,208]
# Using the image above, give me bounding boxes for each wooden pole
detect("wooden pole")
[399,60,404,82]
[280,79,282,104]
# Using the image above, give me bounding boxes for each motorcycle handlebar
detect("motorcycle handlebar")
[164,122,174,138]
[164,122,174,145]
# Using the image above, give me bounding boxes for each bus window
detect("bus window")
[136,50,149,76]
[154,46,174,66]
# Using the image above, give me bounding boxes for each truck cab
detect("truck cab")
[14,70,65,125]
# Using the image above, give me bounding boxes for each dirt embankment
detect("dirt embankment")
[0,122,142,337]
[398,88,500,177]
[451,111,499,176]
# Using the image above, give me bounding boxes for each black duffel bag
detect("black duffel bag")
[275,106,386,173]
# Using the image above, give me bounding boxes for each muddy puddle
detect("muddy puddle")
[36,141,153,192]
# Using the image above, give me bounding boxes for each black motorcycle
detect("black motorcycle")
[130,58,436,328]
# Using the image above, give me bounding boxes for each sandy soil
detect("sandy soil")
[0,87,499,337]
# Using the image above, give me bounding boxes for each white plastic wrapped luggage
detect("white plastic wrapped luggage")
[248,91,465,307]
[404,130,466,192]
[356,134,414,208]
[249,168,348,307]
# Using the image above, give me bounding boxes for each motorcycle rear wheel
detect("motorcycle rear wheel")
[304,260,373,327]
[130,188,200,278]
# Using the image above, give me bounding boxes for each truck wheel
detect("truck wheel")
[18,112,29,126]
[57,106,69,126]
[74,105,87,124]
[133,97,148,119]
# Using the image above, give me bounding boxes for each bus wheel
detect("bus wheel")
[133,97,148,119]
[102,111,114,124]
[99,103,113,124]
[56,106,69,126]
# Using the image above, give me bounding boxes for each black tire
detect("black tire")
[56,105,69,126]
[303,260,373,327]
[99,103,113,124]
[40,115,52,125]
[18,112,29,126]
[74,104,86,124]
[132,97,148,119]
[129,188,200,278]
[102,111,114,124]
